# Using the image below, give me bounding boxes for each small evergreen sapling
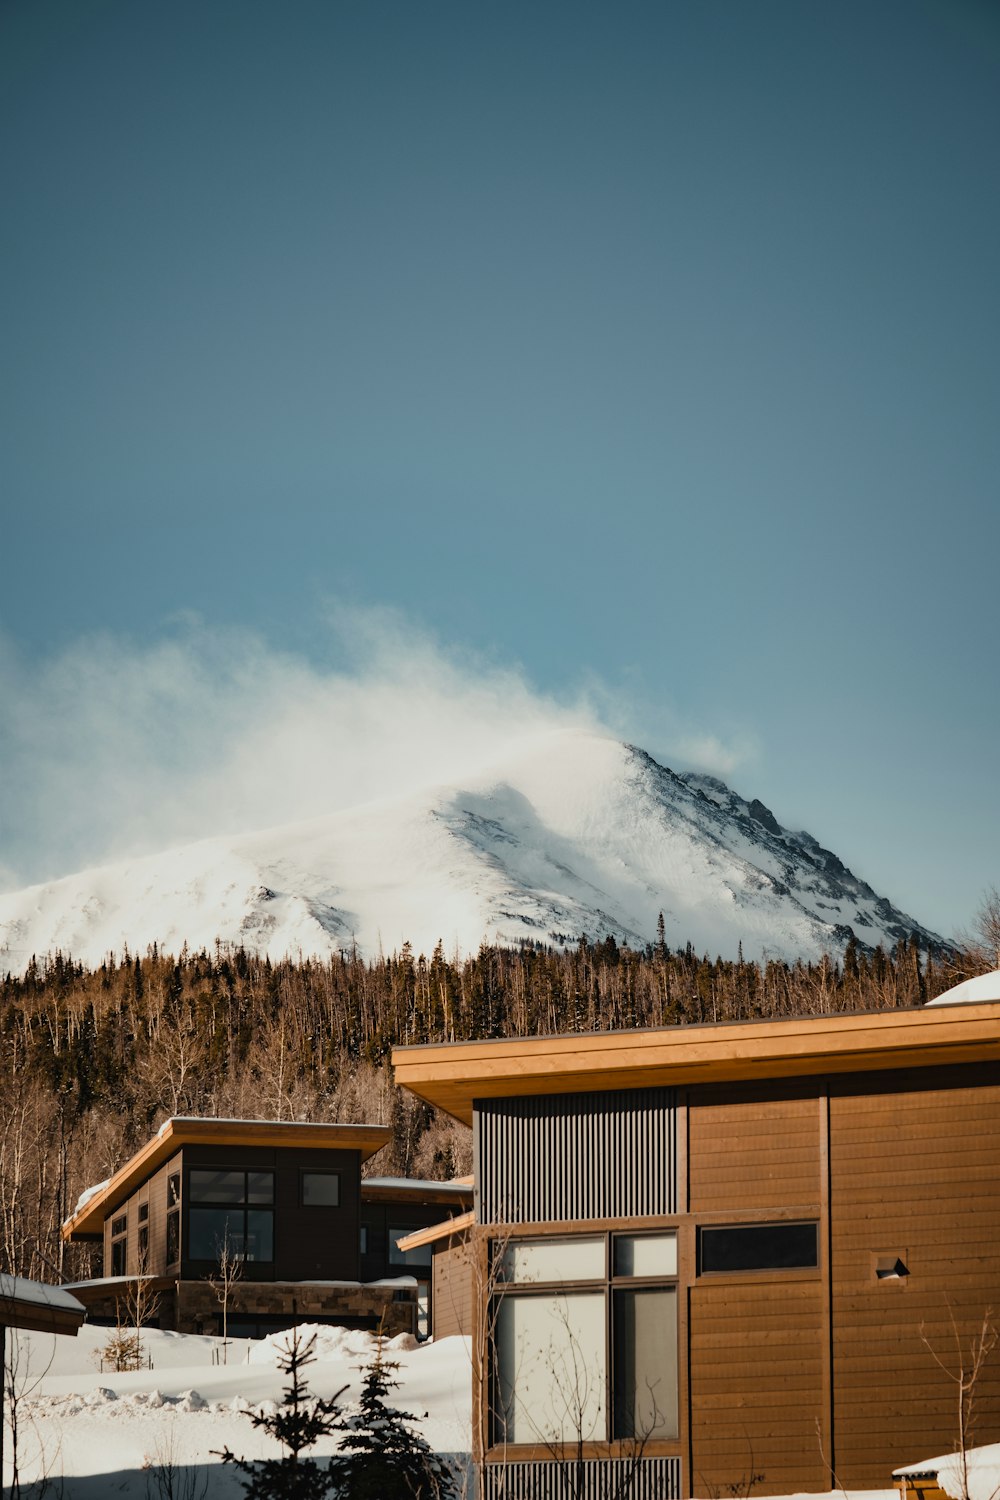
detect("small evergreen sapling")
[331,1332,457,1500]
[215,1326,346,1499]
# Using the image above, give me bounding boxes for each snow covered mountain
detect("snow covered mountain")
[0,730,943,974]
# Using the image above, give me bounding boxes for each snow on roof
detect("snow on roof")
[894,1442,1000,1500]
[73,1179,111,1216]
[0,1275,86,1315]
[926,970,1000,1007]
[363,1176,472,1193]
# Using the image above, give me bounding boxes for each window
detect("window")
[168,1173,181,1207]
[390,1229,433,1269]
[166,1210,180,1266]
[110,1214,128,1277]
[491,1231,678,1448]
[698,1222,818,1274]
[187,1168,274,1262]
[360,1226,368,1255]
[302,1171,340,1207]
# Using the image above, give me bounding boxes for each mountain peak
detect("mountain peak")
[0,738,944,976]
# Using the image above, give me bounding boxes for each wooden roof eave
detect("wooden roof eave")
[62,1118,394,1241]
[391,1002,1000,1125]
[396,1210,476,1253]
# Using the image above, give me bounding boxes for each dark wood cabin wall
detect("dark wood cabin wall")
[179,1144,361,1283]
[688,1082,822,1214]
[688,1277,826,1495]
[828,1069,1000,1487]
[360,1202,445,1283]
[432,1239,473,1339]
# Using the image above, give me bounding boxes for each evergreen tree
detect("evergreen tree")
[330,1333,457,1500]
[216,1326,346,1499]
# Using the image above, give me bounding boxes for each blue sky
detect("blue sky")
[2,0,998,941]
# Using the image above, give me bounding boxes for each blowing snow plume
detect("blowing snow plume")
[0,615,941,974]
[0,609,621,891]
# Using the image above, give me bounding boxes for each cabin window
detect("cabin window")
[301,1171,340,1207]
[168,1173,181,1207]
[491,1230,679,1448]
[698,1222,818,1274]
[390,1229,433,1268]
[187,1169,274,1263]
[166,1210,180,1266]
[110,1215,128,1276]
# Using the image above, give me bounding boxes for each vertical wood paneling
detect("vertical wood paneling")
[476,1089,677,1224]
[479,1457,680,1499]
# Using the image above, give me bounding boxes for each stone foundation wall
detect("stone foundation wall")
[175,1280,416,1337]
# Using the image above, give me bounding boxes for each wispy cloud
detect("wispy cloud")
[0,607,755,889]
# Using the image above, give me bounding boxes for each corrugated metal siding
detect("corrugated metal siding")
[476,1089,677,1224]
[479,1457,681,1499]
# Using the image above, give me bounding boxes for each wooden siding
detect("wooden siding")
[689,1277,826,1495]
[828,1068,1000,1487]
[688,1083,821,1214]
[476,1089,677,1224]
[479,1457,681,1499]
[433,1238,474,1339]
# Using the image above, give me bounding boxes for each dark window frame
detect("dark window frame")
[488,1229,680,1450]
[300,1170,341,1208]
[697,1220,819,1276]
[166,1209,180,1267]
[185,1167,275,1265]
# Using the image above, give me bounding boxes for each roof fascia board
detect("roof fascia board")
[62,1119,393,1241]
[391,1002,1000,1125]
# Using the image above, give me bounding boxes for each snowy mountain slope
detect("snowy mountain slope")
[0,730,943,974]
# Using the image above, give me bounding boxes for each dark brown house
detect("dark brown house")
[360,1176,473,1337]
[393,997,1000,1498]
[61,1118,421,1338]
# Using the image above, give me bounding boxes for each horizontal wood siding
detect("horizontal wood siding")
[476,1089,677,1224]
[689,1277,826,1495]
[829,1072,1000,1486]
[433,1239,473,1339]
[688,1083,821,1213]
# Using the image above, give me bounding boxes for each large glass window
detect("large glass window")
[491,1230,678,1449]
[187,1168,274,1263]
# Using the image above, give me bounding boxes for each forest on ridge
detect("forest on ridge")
[1,916,994,1288]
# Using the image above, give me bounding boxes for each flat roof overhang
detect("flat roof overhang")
[396,1210,475,1253]
[392,1001,1000,1126]
[361,1178,474,1208]
[62,1117,393,1241]
[0,1282,86,1337]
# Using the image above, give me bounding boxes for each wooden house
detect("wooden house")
[393,998,1000,1498]
[60,1117,422,1338]
[360,1175,473,1337]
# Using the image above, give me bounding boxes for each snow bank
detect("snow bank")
[895,1442,1000,1500]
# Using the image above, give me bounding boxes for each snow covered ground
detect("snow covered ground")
[4,1319,912,1499]
[4,1322,471,1496]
